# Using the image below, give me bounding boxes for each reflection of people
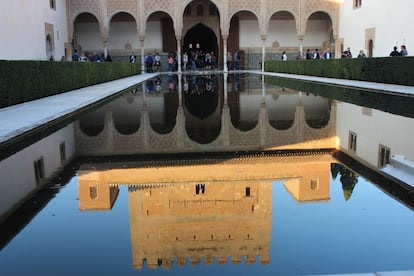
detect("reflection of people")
[155,77,161,93]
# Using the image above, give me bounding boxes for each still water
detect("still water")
[1,73,414,276]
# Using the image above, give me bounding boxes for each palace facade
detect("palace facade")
[1,1,411,68]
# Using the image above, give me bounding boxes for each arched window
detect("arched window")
[196,4,203,16]
[50,0,56,10]
[209,4,218,16]
[184,5,192,16]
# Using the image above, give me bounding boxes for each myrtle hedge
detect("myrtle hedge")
[264,56,414,86]
[0,61,140,108]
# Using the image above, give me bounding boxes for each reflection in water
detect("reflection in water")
[79,155,408,273]
[77,151,333,270]
[331,163,358,201]
[2,73,414,275]
[77,74,335,155]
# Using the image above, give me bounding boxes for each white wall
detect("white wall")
[339,0,413,57]
[0,124,75,221]
[0,0,68,60]
[337,102,414,168]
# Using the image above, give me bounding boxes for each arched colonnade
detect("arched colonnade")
[69,0,340,72]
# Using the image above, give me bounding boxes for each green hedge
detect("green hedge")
[0,61,141,108]
[264,57,414,86]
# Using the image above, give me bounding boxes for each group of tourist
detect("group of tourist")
[70,49,112,62]
[389,45,408,56]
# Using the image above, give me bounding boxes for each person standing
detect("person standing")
[71,49,80,61]
[182,52,188,70]
[312,49,320,59]
[154,53,161,72]
[342,47,352,58]
[400,45,408,56]
[282,51,288,61]
[227,51,233,70]
[390,46,401,56]
[234,50,241,70]
[358,49,366,58]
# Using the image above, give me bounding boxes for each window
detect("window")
[89,186,97,199]
[209,5,218,16]
[34,157,45,184]
[310,179,319,190]
[50,0,56,10]
[378,145,391,168]
[354,0,362,8]
[195,183,205,194]
[60,141,66,165]
[245,187,251,197]
[349,131,357,152]
[184,5,192,16]
[196,4,204,16]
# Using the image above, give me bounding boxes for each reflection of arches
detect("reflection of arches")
[79,108,105,136]
[183,23,218,56]
[184,76,219,119]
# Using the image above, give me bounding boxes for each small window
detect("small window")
[378,145,391,168]
[349,131,357,152]
[311,179,319,190]
[89,186,97,199]
[245,187,251,197]
[354,0,362,8]
[50,0,56,10]
[195,183,205,195]
[209,5,218,16]
[34,157,45,184]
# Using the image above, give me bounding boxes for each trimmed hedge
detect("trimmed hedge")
[264,56,414,86]
[0,61,141,108]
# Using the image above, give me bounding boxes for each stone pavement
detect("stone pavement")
[0,73,158,147]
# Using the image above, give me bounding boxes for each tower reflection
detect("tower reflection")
[78,152,333,269]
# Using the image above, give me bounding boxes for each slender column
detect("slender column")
[178,74,182,105]
[223,72,228,104]
[176,37,182,73]
[261,35,266,72]
[103,38,108,58]
[140,37,145,73]
[223,36,228,72]
[298,35,304,59]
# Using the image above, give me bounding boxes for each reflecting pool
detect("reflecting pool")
[1,73,414,276]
